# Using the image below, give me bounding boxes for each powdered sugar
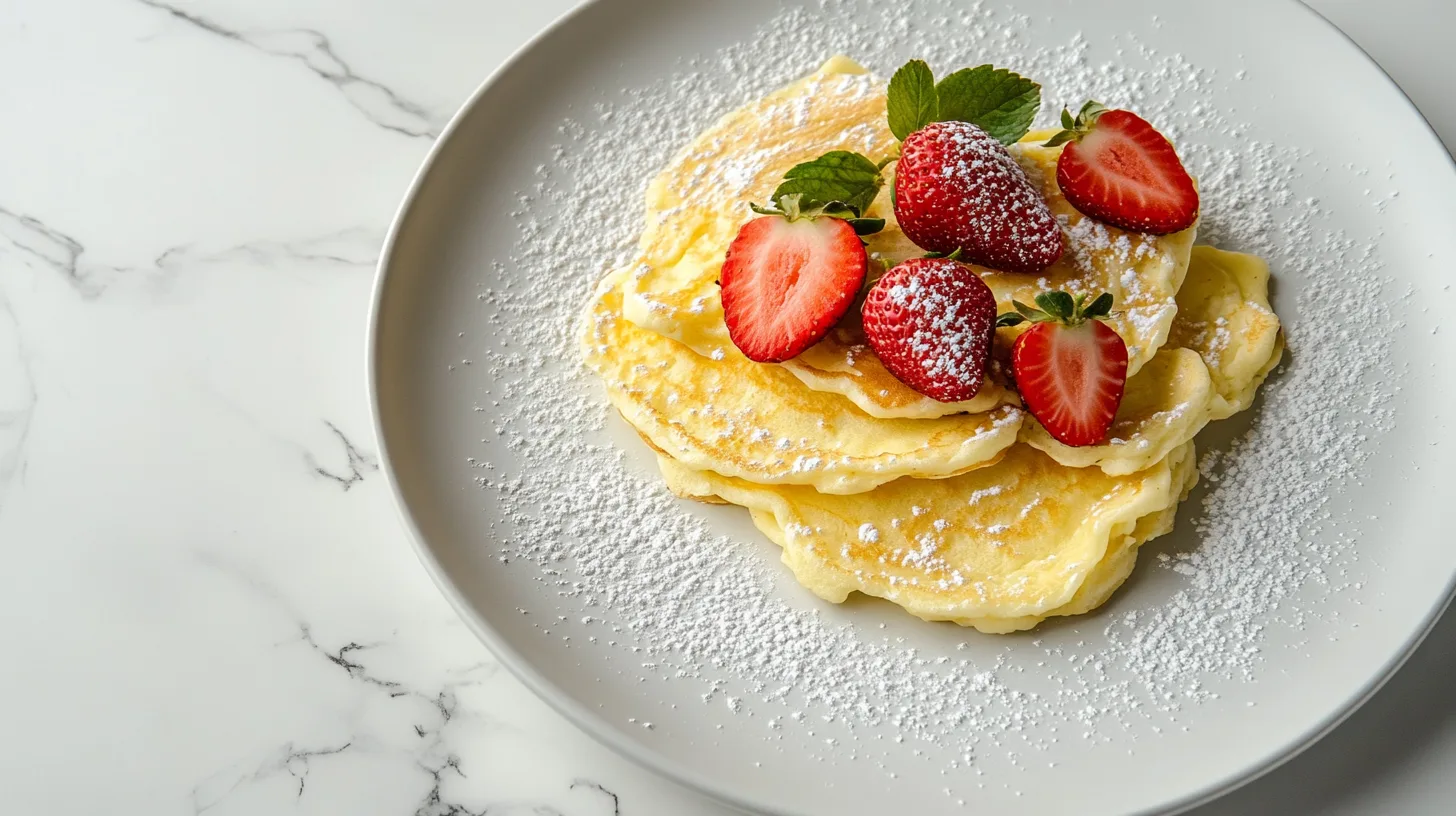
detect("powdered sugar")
[866,258,997,401]
[455,0,1400,801]
[898,120,1063,272]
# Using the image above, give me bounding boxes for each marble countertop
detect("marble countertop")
[2,1,1452,814]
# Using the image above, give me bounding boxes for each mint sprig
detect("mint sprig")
[886,60,1042,145]
[751,151,887,237]
[934,66,1042,145]
[886,60,939,140]
[771,150,884,216]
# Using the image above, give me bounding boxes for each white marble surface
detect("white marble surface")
[1,1,1452,814]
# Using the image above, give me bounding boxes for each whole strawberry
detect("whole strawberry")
[997,292,1128,446]
[862,257,998,402]
[895,122,1063,274]
[882,60,1062,274]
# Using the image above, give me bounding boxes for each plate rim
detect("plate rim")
[366,1,1456,813]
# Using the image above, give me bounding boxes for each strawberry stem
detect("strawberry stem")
[1042,100,1108,148]
[995,290,1114,327]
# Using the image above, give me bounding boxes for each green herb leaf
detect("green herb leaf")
[847,217,886,236]
[1012,300,1044,321]
[995,312,1026,328]
[1035,291,1075,319]
[933,65,1041,144]
[1083,292,1114,319]
[1041,130,1076,148]
[772,150,884,216]
[777,193,804,220]
[1077,100,1107,122]
[887,60,939,140]
[1042,100,1107,150]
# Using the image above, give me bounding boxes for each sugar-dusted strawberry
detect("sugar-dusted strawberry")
[1045,102,1199,235]
[861,257,998,402]
[998,291,1127,446]
[894,122,1063,273]
[720,151,888,363]
[880,59,1062,274]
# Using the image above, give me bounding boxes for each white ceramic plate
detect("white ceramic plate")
[370,1,1456,813]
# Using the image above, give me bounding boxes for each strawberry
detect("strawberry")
[720,151,888,363]
[861,257,997,402]
[1045,102,1199,235]
[998,291,1127,446]
[720,212,868,363]
[893,122,1063,274]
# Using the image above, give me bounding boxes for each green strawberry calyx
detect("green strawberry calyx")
[1042,100,1108,148]
[995,290,1113,328]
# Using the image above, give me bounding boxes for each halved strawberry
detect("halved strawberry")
[861,257,997,402]
[720,213,868,363]
[998,291,1127,446]
[1046,102,1198,235]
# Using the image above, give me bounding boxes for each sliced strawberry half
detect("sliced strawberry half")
[720,214,868,363]
[1047,102,1198,235]
[999,291,1128,446]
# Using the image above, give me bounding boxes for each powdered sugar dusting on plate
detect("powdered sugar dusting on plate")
[457,0,1398,798]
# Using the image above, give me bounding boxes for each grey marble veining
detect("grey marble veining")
[136,0,447,138]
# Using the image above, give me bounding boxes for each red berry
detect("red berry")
[1012,316,1128,447]
[893,121,1063,274]
[861,257,997,402]
[720,215,867,363]
[1054,108,1199,234]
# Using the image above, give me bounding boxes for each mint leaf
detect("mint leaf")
[886,60,938,140]
[772,150,883,216]
[933,65,1041,145]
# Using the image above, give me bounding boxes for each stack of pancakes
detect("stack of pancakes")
[581,58,1282,633]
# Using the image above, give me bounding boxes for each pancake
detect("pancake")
[985,133,1197,378]
[657,442,1196,632]
[1168,246,1285,419]
[581,55,1283,635]
[783,304,1021,419]
[621,56,895,355]
[1022,246,1284,474]
[622,58,1195,420]
[583,271,1023,495]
